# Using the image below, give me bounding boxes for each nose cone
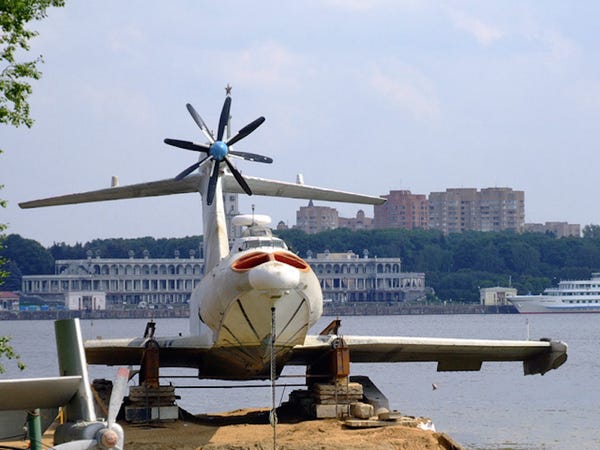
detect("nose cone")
[248,261,301,291]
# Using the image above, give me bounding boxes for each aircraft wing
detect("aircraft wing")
[0,376,82,411]
[288,335,568,376]
[85,336,212,368]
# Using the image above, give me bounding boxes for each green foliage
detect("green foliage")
[5,227,600,303]
[0,0,65,128]
[583,224,600,240]
[48,236,203,260]
[0,335,25,373]
[0,233,54,275]
[277,227,600,303]
[1,0,63,371]
[1,259,22,290]
[0,177,7,286]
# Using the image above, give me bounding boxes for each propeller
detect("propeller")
[164,95,273,205]
[51,368,129,450]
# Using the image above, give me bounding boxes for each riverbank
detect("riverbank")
[2,408,463,450]
[0,302,517,320]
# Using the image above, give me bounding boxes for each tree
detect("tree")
[583,224,600,240]
[0,336,24,373]
[0,234,54,275]
[1,0,65,128]
[1,0,64,373]
[0,191,6,283]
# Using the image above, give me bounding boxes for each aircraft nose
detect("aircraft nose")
[248,261,301,290]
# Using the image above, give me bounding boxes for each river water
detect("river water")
[1,314,597,449]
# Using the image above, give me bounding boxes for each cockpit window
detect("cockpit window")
[241,238,287,250]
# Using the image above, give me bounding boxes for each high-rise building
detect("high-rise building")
[295,200,339,234]
[429,187,525,234]
[373,190,429,230]
[429,188,478,234]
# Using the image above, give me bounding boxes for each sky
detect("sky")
[2,1,600,246]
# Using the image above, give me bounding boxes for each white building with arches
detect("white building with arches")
[306,251,426,303]
[22,255,204,308]
[21,251,427,308]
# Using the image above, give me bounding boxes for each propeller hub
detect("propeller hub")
[210,141,228,161]
[98,428,119,448]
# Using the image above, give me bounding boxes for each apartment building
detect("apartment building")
[429,187,525,234]
[524,221,581,237]
[295,200,339,234]
[373,190,429,230]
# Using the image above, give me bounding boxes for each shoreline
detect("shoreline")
[0,303,517,321]
[1,407,464,450]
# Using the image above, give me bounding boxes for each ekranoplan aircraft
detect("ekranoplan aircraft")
[20,92,567,382]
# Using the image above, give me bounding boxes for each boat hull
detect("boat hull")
[509,296,600,313]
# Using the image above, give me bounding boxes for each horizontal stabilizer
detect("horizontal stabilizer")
[0,376,82,411]
[19,177,200,208]
[223,173,385,205]
[19,173,385,209]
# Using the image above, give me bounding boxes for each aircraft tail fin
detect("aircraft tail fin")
[55,319,97,422]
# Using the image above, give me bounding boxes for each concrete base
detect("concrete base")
[350,375,389,411]
[313,404,349,419]
[125,405,179,423]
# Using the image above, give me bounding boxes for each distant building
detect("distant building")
[65,291,106,310]
[0,291,19,311]
[295,200,339,234]
[22,256,204,308]
[429,187,525,234]
[479,286,517,306]
[374,190,429,230]
[306,250,427,303]
[21,248,427,309]
[524,222,581,238]
[338,209,374,231]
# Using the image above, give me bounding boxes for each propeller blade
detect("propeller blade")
[206,160,221,205]
[217,96,232,141]
[175,155,211,181]
[224,157,252,196]
[186,103,214,143]
[51,439,98,450]
[229,150,273,164]
[226,116,266,147]
[164,138,210,153]
[107,368,129,429]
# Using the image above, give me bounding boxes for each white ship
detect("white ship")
[508,273,600,313]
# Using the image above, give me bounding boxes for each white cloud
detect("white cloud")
[78,82,155,128]
[210,42,313,91]
[324,0,390,12]
[369,63,440,119]
[527,28,579,62]
[108,26,145,56]
[449,10,503,45]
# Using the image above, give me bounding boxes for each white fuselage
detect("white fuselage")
[187,166,323,378]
